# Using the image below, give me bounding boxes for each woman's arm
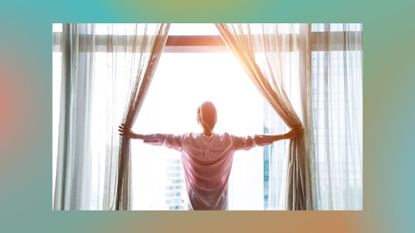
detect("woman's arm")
[118,124,184,150]
[118,124,143,140]
[254,127,304,146]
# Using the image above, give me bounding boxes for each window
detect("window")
[311,50,362,210]
[131,52,265,210]
[52,24,266,210]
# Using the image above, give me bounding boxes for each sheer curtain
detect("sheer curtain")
[116,24,170,210]
[53,23,169,210]
[311,24,362,210]
[216,24,313,210]
[217,23,362,210]
[259,24,313,210]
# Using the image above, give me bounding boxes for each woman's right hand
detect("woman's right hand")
[118,123,138,138]
[286,127,305,139]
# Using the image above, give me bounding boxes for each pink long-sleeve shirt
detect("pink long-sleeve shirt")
[143,132,272,210]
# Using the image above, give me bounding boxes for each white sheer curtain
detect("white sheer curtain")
[261,24,309,210]
[310,23,362,210]
[263,23,362,210]
[53,23,169,210]
[116,24,170,210]
[217,24,313,210]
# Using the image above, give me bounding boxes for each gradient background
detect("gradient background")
[0,0,414,232]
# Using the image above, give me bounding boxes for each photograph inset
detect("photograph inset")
[52,23,362,210]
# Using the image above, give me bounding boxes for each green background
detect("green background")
[0,0,414,232]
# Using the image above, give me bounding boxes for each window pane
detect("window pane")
[311,50,362,210]
[312,23,362,32]
[132,52,265,210]
[52,23,62,32]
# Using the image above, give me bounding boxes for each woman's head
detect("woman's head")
[197,101,217,132]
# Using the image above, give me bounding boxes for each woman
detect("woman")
[119,101,303,210]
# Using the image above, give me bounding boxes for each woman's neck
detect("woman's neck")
[202,128,213,136]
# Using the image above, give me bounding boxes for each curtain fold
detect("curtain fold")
[115,24,170,210]
[53,24,170,210]
[54,24,96,210]
[216,23,313,210]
